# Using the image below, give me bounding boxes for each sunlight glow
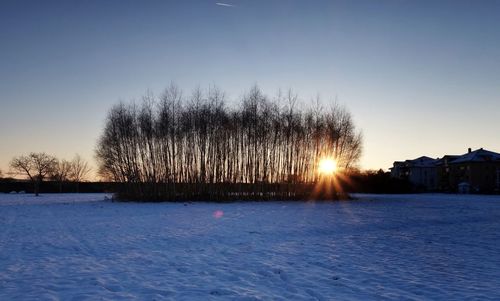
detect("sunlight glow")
[318,158,337,175]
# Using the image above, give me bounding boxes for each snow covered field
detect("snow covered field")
[1,193,500,300]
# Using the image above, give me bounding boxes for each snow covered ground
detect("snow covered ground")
[1,193,500,300]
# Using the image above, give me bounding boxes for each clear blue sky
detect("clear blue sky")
[1,0,500,176]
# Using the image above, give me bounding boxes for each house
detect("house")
[390,156,439,191]
[436,155,460,191]
[390,161,407,179]
[447,148,500,193]
[392,148,500,193]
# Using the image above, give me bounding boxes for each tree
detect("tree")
[10,152,57,196]
[96,85,363,201]
[69,155,91,193]
[50,159,72,193]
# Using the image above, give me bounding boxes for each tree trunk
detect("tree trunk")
[34,179,40,196]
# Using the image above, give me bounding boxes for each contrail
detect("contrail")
[216,2,235,7]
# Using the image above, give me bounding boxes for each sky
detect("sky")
[1,0,500,178]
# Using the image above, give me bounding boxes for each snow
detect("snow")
[1,193,500,300]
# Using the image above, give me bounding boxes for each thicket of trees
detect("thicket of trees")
[96,85,362,201]
[343,169,413,194]
[9,153,91,196]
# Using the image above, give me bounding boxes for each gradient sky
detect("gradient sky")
[1,0,500,177]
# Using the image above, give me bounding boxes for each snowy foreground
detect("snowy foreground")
[1,194,500,300]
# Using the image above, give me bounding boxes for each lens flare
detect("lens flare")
[213,210,224,219]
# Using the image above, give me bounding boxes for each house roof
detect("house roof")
[450,148,500,164]
[405,156,439,168]
[435,155,460,166]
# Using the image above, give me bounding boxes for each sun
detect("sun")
[318,158,337,175]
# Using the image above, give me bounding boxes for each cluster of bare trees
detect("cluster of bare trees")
[96,85,362,201]
[10,153,91,196]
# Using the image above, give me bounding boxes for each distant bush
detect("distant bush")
[344,169,413,194]
[0,180,117,194]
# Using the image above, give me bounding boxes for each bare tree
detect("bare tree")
[96,85,363,201]
[50,159,72,193]
[10,152,57,196]
[69,154,91,193]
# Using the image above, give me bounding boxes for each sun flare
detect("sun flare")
[318,158,337,175]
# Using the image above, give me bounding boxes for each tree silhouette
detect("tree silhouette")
[69,154,91,193]
[96,85,363,201]
[10,152,57,196]
[50,159,72,193]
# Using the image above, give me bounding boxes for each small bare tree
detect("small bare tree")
[50,159,72,193]
[69,155,91,193]
[10,152,57,196]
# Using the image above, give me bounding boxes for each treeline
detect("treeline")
[0,180,116,194]
[344,169,413,194]
[0,172,413,195]
[96,85,362,201]
[9,153,91,196]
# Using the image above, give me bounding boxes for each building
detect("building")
[391,148,500,193]
[447,148,500,193]
[436,155,460,191]
[390,156,439,191]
